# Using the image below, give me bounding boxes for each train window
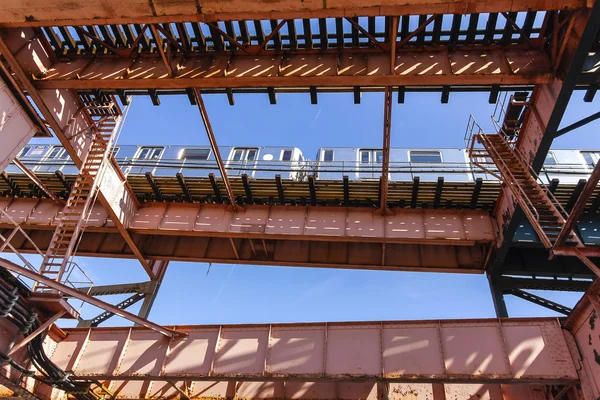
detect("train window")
[18,146,32,157]
[182,148,210,160]
[47,146,69,159]
[231,148,258,162]
[137,147,163,160]
[111,147,120,157]
[281,149,293,161]
[582,152,600,165]
[323,150,334,162]
[375,151,383,163]
[544,152,557,165]
[410,151,441,163]
[360,150,370,163]
[232,149,243,161]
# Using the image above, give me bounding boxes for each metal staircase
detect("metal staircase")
[466,119,583,250]
[33,98,122,292]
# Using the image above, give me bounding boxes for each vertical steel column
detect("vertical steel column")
[192,88,238,210]
[377,87,393,215]
[489,274,509,317]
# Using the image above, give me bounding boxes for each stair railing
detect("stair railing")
[497,129,571,225]
[471,133,559,248]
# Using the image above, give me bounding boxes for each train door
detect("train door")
[358,149,383,180]
[127,146,164,175]
[228,147,258,177]
[316,149,337,180]
[39,146,70,172]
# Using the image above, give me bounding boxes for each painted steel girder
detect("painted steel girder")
[0,198,494,272]
[33,48,552,90]
[47,319,577,388]
[0,0,584,28]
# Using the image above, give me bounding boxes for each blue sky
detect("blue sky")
[19,89,600,327]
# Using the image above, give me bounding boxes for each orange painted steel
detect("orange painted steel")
[0,0,583,28]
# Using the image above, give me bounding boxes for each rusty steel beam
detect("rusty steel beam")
[376,87,392,215]
[12,158,64,205]
[0,257,180,337]
[0,198,495,272]
[192,88,237,210]
[0,0,583,28]
[45,318,577,386]
[31,47,553,91]
[554,162,600,248]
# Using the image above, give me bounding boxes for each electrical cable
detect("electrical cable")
[0,278,97,399]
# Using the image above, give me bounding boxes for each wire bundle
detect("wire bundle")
[0,275,96,399]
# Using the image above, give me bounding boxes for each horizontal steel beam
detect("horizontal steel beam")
[499,276,593,292]
[0,0,583,28]
[48,318,577,388]
[0,198,494,272]
[34,48,552,90]
[0,199,496,245]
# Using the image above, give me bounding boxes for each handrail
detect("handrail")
[497,129,571,223]
[475,133,541,225]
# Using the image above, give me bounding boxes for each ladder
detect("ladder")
[469,133,583,249]
[33,99,121,292]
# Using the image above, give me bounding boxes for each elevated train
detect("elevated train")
[7,144,599,184]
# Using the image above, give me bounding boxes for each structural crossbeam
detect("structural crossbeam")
[48,318,577,385]
[33,48,552,90]
[0,199,495,273]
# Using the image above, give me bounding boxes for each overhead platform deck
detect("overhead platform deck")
[2,3,597,95]
[1,170,599,211]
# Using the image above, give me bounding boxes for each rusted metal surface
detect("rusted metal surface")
[0,0,583,27]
